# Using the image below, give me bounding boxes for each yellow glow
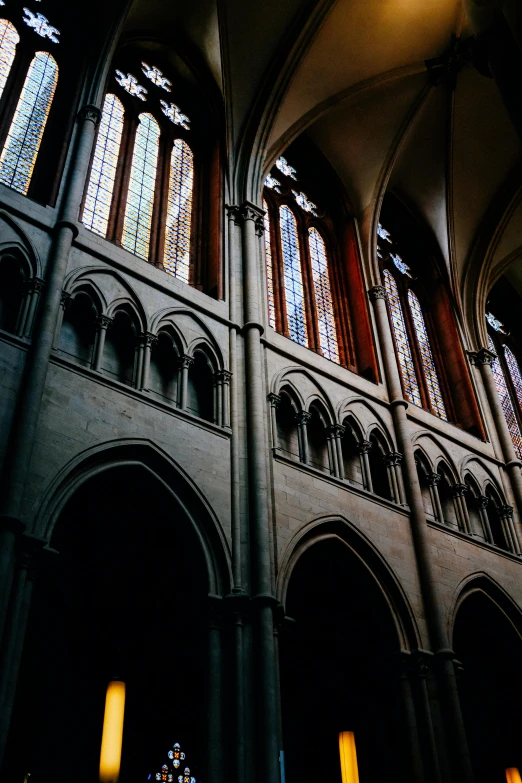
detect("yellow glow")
[339,731,360,783]
[506,770,522,783]
[99,680,126,783]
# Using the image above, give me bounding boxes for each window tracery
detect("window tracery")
[22,9,59,43]
[383,269,421,407]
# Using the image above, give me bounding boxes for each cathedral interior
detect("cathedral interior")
[1,0,522,782]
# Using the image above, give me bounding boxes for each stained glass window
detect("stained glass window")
[82,93,124,237]
[122,113,159,260]
[504,345,522,409]
[0,20,19,101]
[308,227,339,362]
[153,742,196,783]
[164,138,193,282]
[489,337,522,459]
[0,51,57,195]
[263,199,275,329]
[22,10,60,43]
[383,270,421,407]
[408,290,447,419]
[279,205,307,347]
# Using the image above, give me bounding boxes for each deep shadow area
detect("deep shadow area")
[4,467,208,783]
[279,537,402,783]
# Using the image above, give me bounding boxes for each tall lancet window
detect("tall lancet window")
[0,52,58,194]
[262,149,359,368]
[83,94,124,237]
[164,138,193,282]
[122,113,160,259]
[378,221,448,420]
[0,20,19,99]
[486,311,522,459]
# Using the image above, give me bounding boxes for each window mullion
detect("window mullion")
[150,129,170,268]
[299,217,320,352]
[108,110,138,244]
[403,281,430,411]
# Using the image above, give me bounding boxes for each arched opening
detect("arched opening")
[59,291,98,367]
[485,488,509,550]
[280,537,404,783]
[341,421,363,488]
[3,465,211,783]
[454,590,522,782]
[0,253,26,333]
[187,351,214,421]
[368,433,392,500]
[437,466,458,529]
[464,477,486,540]
[415,453,435,519]
[149,330,179,403]
[102,309,138,386]
[277,392,299,459]
[307,404,329,472]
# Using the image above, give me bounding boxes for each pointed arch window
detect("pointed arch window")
[383,269,421,407]
[263,199,276,329]
[164,138,193,283]
[83,93,124,237]
[408,289,447,419]
[309,226,339,363]
[0,20,19,100]
[279,204,308,347]
[487,315,522,459]
[122,112,160,259]
[0,51,57,194]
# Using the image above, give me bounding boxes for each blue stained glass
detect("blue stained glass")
[164,138,193,282]
[0,20,19,101]
[279,205,308,347]
[263,200,275,329]
[82,93,124,237]
[308,227,339,363]
[122,113,159,260]
[504,345,522,410]
[408,289,447,420]
[489,337,522,459]
[383,269,421,407]
[0,51,57,195]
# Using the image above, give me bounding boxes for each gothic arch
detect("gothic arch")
[65,267,147,328]
[271,366,334,419]
[187,338,223,371]
[338,397,397,448]
[306,396,332,426]
[277,515,421,650]
[151,308,223,362]
[411,431,458,477]
[459,455,504,493]
[0,210,41,278]
[32,438,232,597]
[367,423,393,453]
[450,573,522,650]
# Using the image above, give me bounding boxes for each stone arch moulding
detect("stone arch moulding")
[411,431,459,479]
[32,438,232,597]
[306,396,333,426]
[187,338,223,372]
[449,572,522,648]
[0,210,42,279]
[151,308,223,357]
[64,267,147,328]
[271,366,335,420]
[276,515,421,651]
[339,397,397,449]
[459,455,506,496]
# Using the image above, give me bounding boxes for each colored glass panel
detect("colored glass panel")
[408,289,447,420]
[489,337,522,459]
[0,51,57,195]
[82,93,124,237]
[504,345,522,409]
[279,205,307,347]
[308,227,339,363]
[122,113,159,260]
[0,20,19,101]
[164,138,193,282]
[263,200,275,329]
[383,270,421,407]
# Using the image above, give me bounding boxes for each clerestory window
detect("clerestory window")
[486,311,522,459]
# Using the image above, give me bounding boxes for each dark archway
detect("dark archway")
[454,589,522,782]
[280,536,404,783]
[4,466,210,783]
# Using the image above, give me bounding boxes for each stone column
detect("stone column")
[426,472,443,523]
[477,495,493,543]
[215,370,232,428]
[238,202,280,783]
[224,593,249,783]
[331,424,346,479]
[470,348,522,542]
[412,651,443,783]
[0,104,101,666]
[178,355,194,410]
[369,285,474,782]
[358,439,373,491]
[326,425,340,476]
[52,290,72,349]
[268,393,281,450]
[22,277,45,339]
[92,314,112,372]
[207,597,223,783]
[139,332,157,391]
[452,484,471,535]
[384,451,404,503]
[395,652,426,782]
[296,410,311,465]
[498,504,519,553]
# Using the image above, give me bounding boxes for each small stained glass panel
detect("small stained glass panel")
[504,345,522,410]
[408,289,447,420]
[263,200,275,329]
[489,337,522,459]
[0,51,58,195]
[279,205,308,347]
[122,113,159,260]
[82,93,124,237]
[0,20,19,101]
[383,270,421,407]
[308,227,339,363]
[164,138,193,283]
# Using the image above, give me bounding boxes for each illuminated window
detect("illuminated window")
[0,20,19,100]
[383,269,421,407]
[489,337,522,459]
[121,113,159,260]
[164,138,193,282]
[504,345,522,409]
[82,93,124,237]
[279,205,308,347]
[153,742,196,783]
[0,51,57,195]
[263,199,276,329]
[408,289,447,420]
[308,227,339,363]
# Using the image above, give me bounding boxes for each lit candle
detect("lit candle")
[338,731,360,783]
[99,680,126,783]
[506,770,522,783]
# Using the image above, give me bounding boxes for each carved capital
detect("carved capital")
[357,439,372,456]
[268,392,281,409]
[178,354,194,371]
[60,290,72,310]
[384,451,402,468]
[237,201,265,224]
[468,348,496,366]
[215,369,232,385]
[78,104,102,126]
[477,495,489,511]
[426,471,441,487]
[97,314,113,330]
[140,331,157,349]
[255,215,265,237]
[29,277,45,294]
[452,483,468,499]
[498,504,514,521]
[225,204,240,223]
[412,650,433,678]
[368,285,387,302]
[296,410,312,426]
[329,423,346,439]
